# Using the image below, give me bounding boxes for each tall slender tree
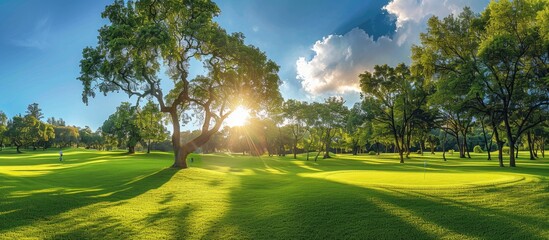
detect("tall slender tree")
[25,103,44,120]
[0,111,7,150]
[360,64,429,163]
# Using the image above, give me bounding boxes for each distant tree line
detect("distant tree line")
[0,101,169,153]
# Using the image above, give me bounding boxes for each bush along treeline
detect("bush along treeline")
[0,101,169,153]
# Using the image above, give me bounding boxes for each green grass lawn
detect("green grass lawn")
[0,148,548,239]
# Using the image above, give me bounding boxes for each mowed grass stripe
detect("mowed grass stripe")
[0,148,548,239]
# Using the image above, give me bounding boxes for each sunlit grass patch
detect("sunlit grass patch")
[0,148,548,239]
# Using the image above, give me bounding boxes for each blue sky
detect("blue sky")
[0,0,489,130]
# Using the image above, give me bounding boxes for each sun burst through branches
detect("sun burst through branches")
[225,106,250,127]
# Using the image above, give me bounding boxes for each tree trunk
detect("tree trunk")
[323,129,331,159]
[16,145,22,154]
[492,126,505,167]
[352,140,359,155]
[173,148,189,168]
[420,140,425,156]
[429,138,435,155]
[515,142,519,159]
[293,143,297,159]
[314,144,323,162]
[442,131,447,161]
[455,132,465,158]
[526,132,535,160]
[464,132,471,159]
[399,135,405,163]
[541,137,545,158]
[497,141,505,167]
[170,111,186,169]
[128,145,135,154]
[503,111,516,167]
[147,139,151,154]
[480,119,491,160]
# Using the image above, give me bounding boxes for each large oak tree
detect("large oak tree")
[79,0,282,168]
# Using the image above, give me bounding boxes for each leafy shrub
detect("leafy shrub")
[416,150,422,154]
[368,150,376,155]
[502,146,510,155]
[473,145,483,153]
[448,149,454,155]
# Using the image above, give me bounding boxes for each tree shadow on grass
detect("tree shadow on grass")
[384,188,549,239]
[0,167,178,235]
[198,165,548,239]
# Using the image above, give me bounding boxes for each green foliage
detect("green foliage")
[359,63,430,162]
[102,102,141,153]
[474,145,483,153]
[136,100,169,152]
[368,150,376,155]
[25,103,43,120]
[79,0,283,166]
[0,111,7,149]
[448,149,454,155]
[502,146,510,155]
[5,115,46,152]
[53,126,79,148]
[414,0,549,166]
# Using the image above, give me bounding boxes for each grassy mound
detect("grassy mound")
[0,149,548,239]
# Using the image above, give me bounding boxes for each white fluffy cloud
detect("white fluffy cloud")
[295,0,489,97]
[296,28,409,95]
[384,0,477,28]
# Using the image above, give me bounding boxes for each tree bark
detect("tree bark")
[128,145,135,154]
[441,130,448,161]
[480,119,491,160]
[170,110,186,168]
[527,131,535,160]
[293,143,297,159]
[455,132,465,158]
[503,108,516,167]
[323,129,332,159]
[541,137,545,158]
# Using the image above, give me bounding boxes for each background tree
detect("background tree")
[47,117,66,127]
[6,115,41,153]
[79,126,95,149]
[414,2,549,167]
[53,126,80,149]
[137,101,169,153]
[79,0,282,168]
[360,64,429,163]
[101,102,141,153]
[25,103,44,120]
[347,103,366,155]
[282,99,308,159]
[36,122,55,150]
[316,97,348,159]
[0,111,7,150]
